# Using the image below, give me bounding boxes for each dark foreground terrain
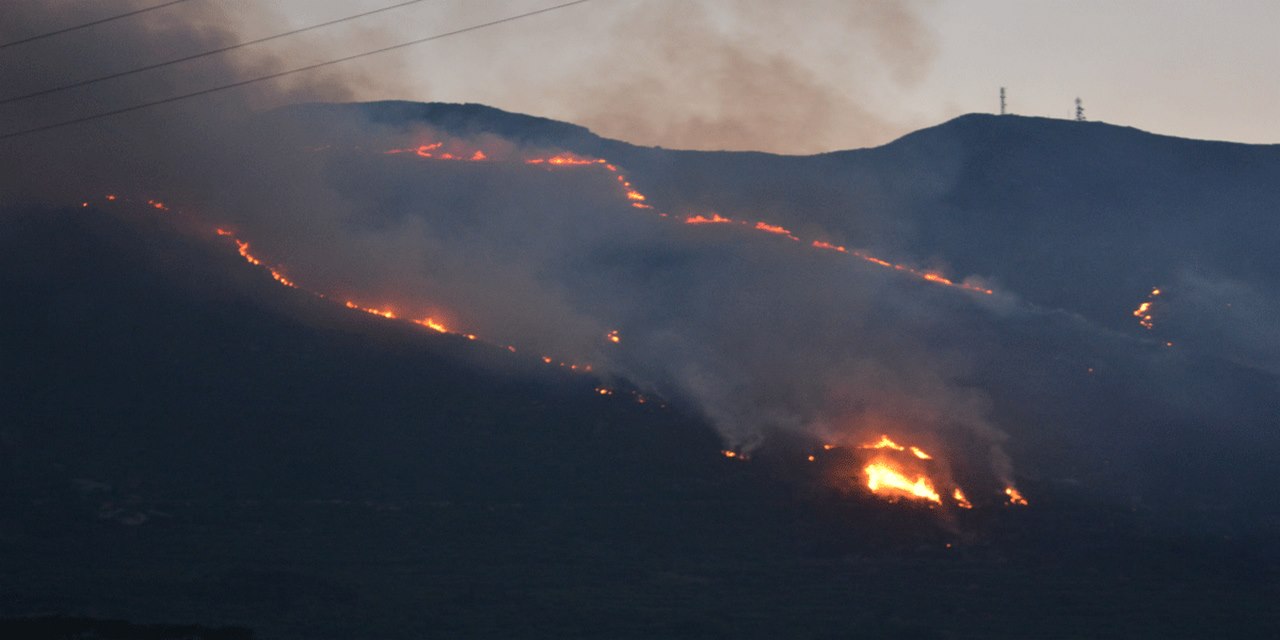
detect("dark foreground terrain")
[5,104,1280,637]
[1,202,1277,639]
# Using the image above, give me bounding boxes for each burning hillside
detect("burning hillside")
[82,190,1026,508]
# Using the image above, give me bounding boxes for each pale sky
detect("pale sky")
[196,0,1280,152]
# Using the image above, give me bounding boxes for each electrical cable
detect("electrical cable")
[1,0,431,105]
[0,0,593,142]
[0,0,193,50]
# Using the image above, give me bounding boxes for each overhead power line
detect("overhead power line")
[0,0,193,50]
[1,0,431,106]
[0,0,593,142]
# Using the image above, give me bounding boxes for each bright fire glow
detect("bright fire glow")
[1132,287,1161,330]
[346,301,396,319]
[685,213,734,225]
[864,463,941,504]
[413,317,449,333]
[754,221,791,235]
[861,435,907,452]
[1005,486,1029,506]
[380,139,997,298]
[953,488,973,509]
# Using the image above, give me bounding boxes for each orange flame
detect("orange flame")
[754,221,791,235]
[863,462,942,504]
[685,213,734,225]
[345,301,396,319]
[861,435,907,452]
[1132,287,1160,330]
[526,153,598,166]
[606,329,621,344]
[1004,486,1029,506]
[413,317,449,333]
[233,240,261,266]
[953,488,973,509]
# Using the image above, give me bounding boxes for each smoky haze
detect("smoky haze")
[3,1,1278,516]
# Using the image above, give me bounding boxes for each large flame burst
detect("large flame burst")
[817,435,1029,509]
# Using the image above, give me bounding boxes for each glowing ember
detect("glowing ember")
[1005,486,1029,506]
[721,450,738,459]
[953,488,973,509]
[596,387,613,395]
[863,463,941,504]
[606,329,621,344]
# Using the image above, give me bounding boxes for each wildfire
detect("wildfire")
[380,138,998,298]
[860,435,930,458]
[413,317,449,333]
[233,240,260,266]
[953,488,973,509]
[346,300,396,319]
[526,153,600,166]
[685,213,734,225]
[606,329,621,344]
[863,463,942,504]
[1132,287,1161,330]
[856,435,948,505]
[1004,486,1029,506]
[754,221,798,241]
[384,141,496,163]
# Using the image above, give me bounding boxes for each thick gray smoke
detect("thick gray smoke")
[546,0,939,153]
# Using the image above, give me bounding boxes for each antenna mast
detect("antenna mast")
[1075,97,1086,121]
[1000,87,1007,115]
